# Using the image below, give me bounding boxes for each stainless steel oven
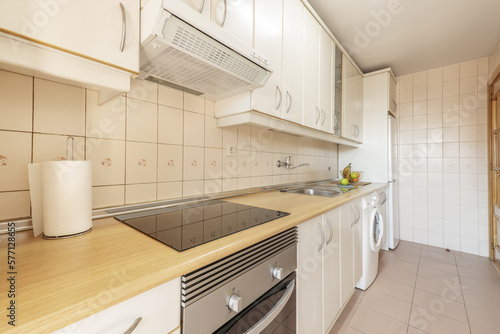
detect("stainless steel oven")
[181,228,297,334]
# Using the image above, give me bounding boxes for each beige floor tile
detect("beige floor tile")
[421,247,456,264]
[329,320,347,334]
[270,324,294,334]
[463,288,500,312]
[380,257,419,275]
[412,289,467,324]
[455,254,495,273]
[349,305,408,334]
[418,265,460,283]
[458,265,500,281]
[359,289,412,323]
[415,276,464,303]
[384,249,421,264]
[466,304,500,334]
[366,277,415,303]
[460,276,500,298]
[337,295,361,324]
[409,305,470,334]
[407,326,428,334]
[419,257,458,275]
[471,326,493,334]
[396,240,423,255]
[377,265,417,287]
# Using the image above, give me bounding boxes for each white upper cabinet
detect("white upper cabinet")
[252,0,283,117]
[210,0,253,46]
[342,55,364,142]
[178,0,210,18]
[302,12,321,129]
[318,27,333,133]
[282,0,305,124]
[0,0,139,73]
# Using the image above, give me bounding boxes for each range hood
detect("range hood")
[138,0,272,101]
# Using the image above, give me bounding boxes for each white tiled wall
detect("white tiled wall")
[396,58,489,256]
[0,72,338,221]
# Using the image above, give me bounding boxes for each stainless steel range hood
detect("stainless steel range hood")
[138,0,272,101]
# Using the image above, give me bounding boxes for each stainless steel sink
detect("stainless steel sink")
[281,184,356,197]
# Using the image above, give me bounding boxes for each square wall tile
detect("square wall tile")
[86,91,125,140]
[184,93,204,114]
[126,98,157,142]
[443,80,459,97]
[443,64,459,81]
[183,180,204,197]
[0,191,30,220]
[125,142,157,184]
[158,106,183,145]
[157,182,183,200]
[158,85,183,109]
[205,116,223,148]
[86,139,125,186]
[0,131,31,191]
[427,83,442,99]
[428,68,443,84]
[183,146,204,180]
[222,155,238,179]
[158,144,183,182]
[125,183,157,204]
[413,86,427,101]
[34,78,85,136]
[92,185,125,209]
[238,151,251,177]
[33,134,85,162]
[250,151,262,177]
[238,125,252,151]
[413,71,428,87]
[128,79,157,103]
[205,148,223,180]
[0,70,33,132]
[428,98,442,114]
[184,111,205,147]
[205,100,215,117]
[460,60,477,78]
[205,179,222,194]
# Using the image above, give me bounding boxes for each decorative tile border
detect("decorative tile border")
[0,155,7,167]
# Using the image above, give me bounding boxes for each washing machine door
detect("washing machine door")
[369,207,384,252]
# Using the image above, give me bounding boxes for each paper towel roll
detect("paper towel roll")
[28,161,92,238]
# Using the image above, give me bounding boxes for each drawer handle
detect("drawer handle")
[119,3,127,52]
[123,317,142,334]
[198,0,206,13]
[317,223,325,252]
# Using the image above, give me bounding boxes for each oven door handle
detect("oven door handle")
[243,278,296,334]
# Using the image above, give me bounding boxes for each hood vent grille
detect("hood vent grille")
[139,11,272,101]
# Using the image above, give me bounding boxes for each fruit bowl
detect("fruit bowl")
[349,171,362,183]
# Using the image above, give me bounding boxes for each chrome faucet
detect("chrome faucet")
[276,156,310,169]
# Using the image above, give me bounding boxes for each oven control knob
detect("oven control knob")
[272,267,284,280]
[228,294,242,312]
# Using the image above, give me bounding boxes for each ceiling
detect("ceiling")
[307,0,500,76]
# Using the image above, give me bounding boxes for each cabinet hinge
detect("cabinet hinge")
[492,242,495,251]
[491,163,494,171]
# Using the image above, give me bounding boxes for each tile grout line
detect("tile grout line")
[454,252,473,334]
[405,245,423,333]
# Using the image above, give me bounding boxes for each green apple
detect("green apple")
[340,178,349,185]
[350,172,358,179]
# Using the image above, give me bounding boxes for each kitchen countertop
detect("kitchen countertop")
[0,182,386,333]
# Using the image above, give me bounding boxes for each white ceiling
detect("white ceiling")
[307,0,500,76]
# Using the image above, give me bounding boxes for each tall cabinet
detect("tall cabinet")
[342,55,364,142]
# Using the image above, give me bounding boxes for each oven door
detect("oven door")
[214,272,296,334]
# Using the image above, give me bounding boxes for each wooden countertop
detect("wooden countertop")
[0,182,386,333]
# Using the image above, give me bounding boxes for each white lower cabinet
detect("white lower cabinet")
[297,207,341,334]
[340,198,362,307]
[53,277,181,334]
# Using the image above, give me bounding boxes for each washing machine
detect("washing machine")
[377,187,388,251]
[356,192,384,290]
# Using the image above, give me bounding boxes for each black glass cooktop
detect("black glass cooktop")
[114,200,290,252]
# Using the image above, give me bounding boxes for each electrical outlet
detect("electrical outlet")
[226,144,236,157]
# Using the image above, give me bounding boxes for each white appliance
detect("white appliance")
[387,112,400,249]
[139,0,272,101]
[339,69,400,249]
[377,187,388,251]
[356,192,384,290]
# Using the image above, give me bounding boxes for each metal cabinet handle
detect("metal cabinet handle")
[317,223,325,252]
[123,317,142,334]
[325,219,333,245]
[220,0,228,27]
[351,124,356,136]
[350,206,356,227]
[198,0,206,13]
[119,3,126,52]
[275,86,282,111]
[321,109,326,125]
[332,113,337,129]
[354,204,360,223]
[286,91,292,114]
[315,107,321,124]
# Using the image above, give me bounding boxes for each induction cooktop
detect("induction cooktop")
[114,200,290,252]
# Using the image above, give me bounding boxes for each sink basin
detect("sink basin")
[284,187,342,198]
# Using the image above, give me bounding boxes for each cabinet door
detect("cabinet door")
[354,68,364,142]
[297,216,324,334]
[322,208,341,333]
[0,1,139,73]
[340,202,355,306]
[252,0,283,117]
[319,28,333,133]
[302,12,320,129]
[333,47,342,136]
[341,56,358,141]
[210,0,253,46]
[178,0,210,18]
[282,0,305,125]
[53,278,181,334]
[352,200,363,285]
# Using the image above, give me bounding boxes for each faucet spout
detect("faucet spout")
[288,163,310,170]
